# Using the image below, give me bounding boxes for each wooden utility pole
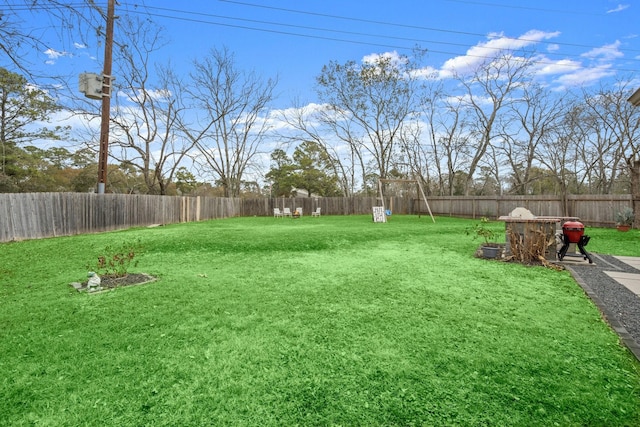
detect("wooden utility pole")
[96,0,115,194]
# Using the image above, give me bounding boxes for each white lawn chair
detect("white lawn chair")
[295,207,303,216]
[283,207,293,217]
[273,207,283,218]
[311,207,321,217]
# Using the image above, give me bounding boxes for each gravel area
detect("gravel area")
[567,253,640,360]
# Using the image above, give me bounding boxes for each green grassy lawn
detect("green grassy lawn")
[1,215,639,426]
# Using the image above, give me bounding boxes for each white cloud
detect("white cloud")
[532,58,582,76]
[362,50,407,67]
[430,29,625,92]
[410,66,439,80]
[547,44,560,52]
[44,48,67,60]
[74,42,87,49]
[270,102,336,132]
[278,102,328,118]
[553,65,616,89]
[581,41,624,61]
[44,48,71,65]
[438,30,561,78]
[459,93,496,107]
[606,4,629,13]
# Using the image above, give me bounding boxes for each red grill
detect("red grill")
[558,220,592,263]
[562,221,584,243]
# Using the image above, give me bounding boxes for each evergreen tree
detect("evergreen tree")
[291,141,341,197]
[0,68,69,192]
[265,149,296,197]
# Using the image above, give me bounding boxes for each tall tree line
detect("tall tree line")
[282,51,639,224]
[294,52,639,199]
[0,2,277,196]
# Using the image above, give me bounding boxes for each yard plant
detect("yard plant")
[466,216,497,245]
[89,238,142,278]
[1,215,639,426]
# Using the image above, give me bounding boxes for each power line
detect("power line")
[217,0,640,55]
[10,1,635,59]
[127,8,499,56]
[2,3,90,11]
[122,3,640,73]
[8,2,639,73]
[133,5,640,64]
[126,10,413,51]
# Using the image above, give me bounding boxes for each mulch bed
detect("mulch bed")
[71,273,156,293]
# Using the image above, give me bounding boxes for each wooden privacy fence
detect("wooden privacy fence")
[242,194,633,227]
[425,194,633,227]
[241,196,377,217]
[0,193,240,242]
[0,192,633,242]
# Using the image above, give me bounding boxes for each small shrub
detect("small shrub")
[87,239,142,277]
[466,217,497,245]
[615,207,634,226]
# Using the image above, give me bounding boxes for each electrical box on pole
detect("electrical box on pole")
[78,73,104,100]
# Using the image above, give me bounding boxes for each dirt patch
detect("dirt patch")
[71,273,156,293]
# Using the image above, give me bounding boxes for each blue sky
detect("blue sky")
[30,0,640,106]
[6,0,640,186]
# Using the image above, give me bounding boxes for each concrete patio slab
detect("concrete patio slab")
[604,271,640,295]
[614,256,640,271]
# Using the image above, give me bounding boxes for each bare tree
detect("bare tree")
[186,47,277,197]
[499,83,565,195]
[576,106,619,194]
[537,103,585,212]
[408,82,474,196]
[318,104,371,195]
[583,79,640,226]
[0,1,101,83]
[108,16,193,195]
[455,53,532,195]
[414,80,447,195]
[315,52,423,190]
[436,95,473,196]
[397,119,430,192]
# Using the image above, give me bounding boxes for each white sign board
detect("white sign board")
[372,206,386,223]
